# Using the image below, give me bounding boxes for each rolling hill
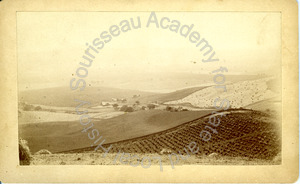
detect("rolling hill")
[18,75,281,157]
[19,86,208,107]
[165,77,281,108]
[19,86,157,107]
[19,109,213,153]
[64,109,281,161]
[127,86,209,104]
[18,74,265,107]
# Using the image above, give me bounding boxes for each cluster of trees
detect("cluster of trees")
[132,94,140,98]
[165,106,188,112]
[120,105,134,112]
[113,102,157,113]
[147,104,156,109]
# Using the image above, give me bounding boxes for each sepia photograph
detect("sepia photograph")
[18,11,282,167]
[0,0,298,183]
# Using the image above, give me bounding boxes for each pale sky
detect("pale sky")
[17,12,281,91]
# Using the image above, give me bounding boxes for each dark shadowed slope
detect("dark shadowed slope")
[19,109,213,153]
[71,110,281,161]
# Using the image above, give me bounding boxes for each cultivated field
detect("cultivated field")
[19,76,282,165]
[165,78,280,108]
[30,109,281,165]
[68,110,281,160]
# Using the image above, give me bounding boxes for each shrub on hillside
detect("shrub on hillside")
[23,104,34,111]
[112,104,119,110]
[120,105,128,111]
[19,138,31,165]
[34,106,42,111]
[125,107,134,112]
[147,104,156,110]
[166,106,188,112]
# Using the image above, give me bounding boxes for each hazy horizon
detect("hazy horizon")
[17,12,281,92]
[18,72,272,93]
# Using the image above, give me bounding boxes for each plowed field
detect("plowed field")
[68,110,281,160]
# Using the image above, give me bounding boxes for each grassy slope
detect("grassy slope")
[245,78,281,111]
[245,96,281,112]
[129,86,208,104]
[19,109,213,153]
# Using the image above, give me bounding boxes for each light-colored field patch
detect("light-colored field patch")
[19,111,82,124]
[19,106,124,124]
[32,104,115,113]
[166,78,279,108]
[89,111,125,119]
